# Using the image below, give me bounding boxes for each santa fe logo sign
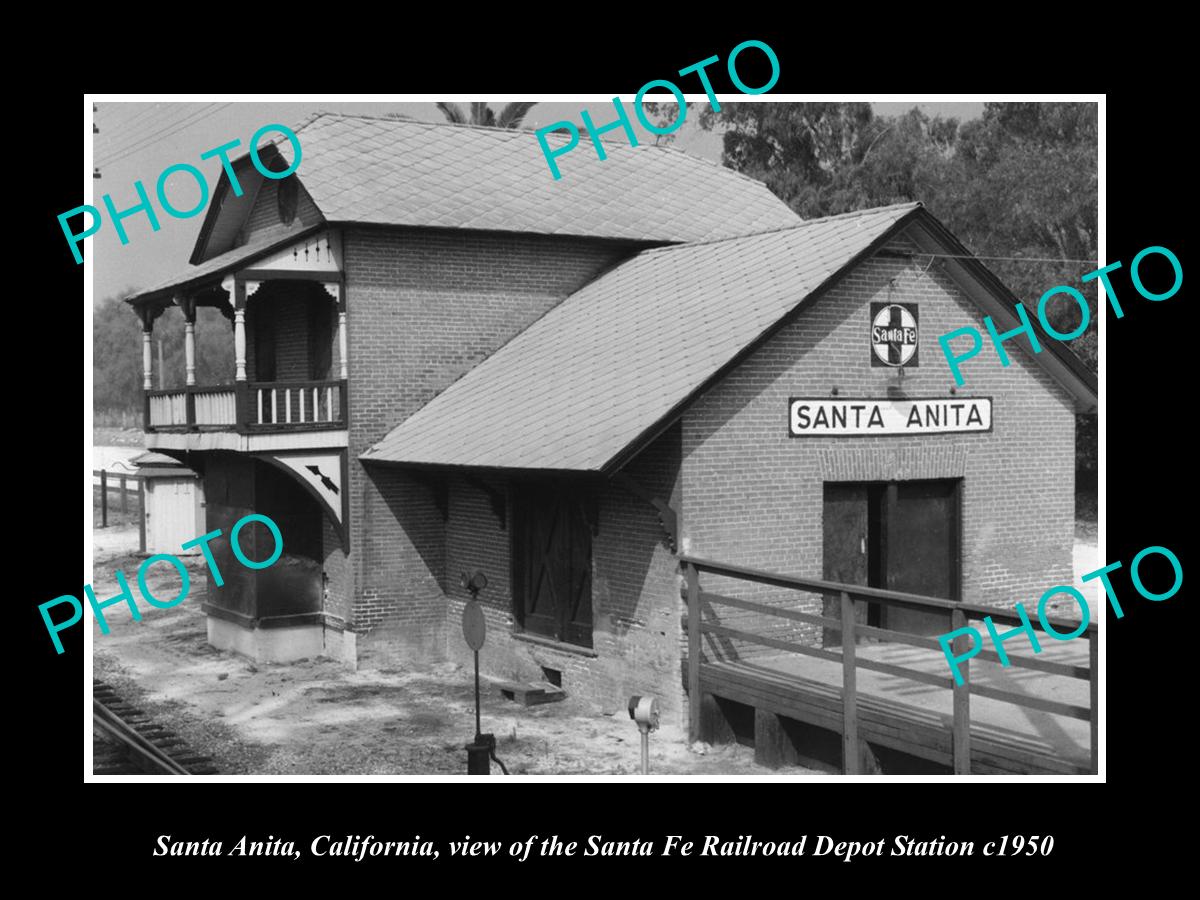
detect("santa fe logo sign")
[870,302,919,367]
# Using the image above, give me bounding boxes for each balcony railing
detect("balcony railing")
[253,381,342,427]
[145,380,346,433]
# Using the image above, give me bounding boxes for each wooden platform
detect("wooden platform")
[493,680,566,707]
[699,660,1090,775]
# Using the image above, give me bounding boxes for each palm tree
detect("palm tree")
[436,102,537,129]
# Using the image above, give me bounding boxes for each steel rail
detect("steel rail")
[93,699,192,776]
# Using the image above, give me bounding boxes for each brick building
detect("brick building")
[127,113,1096,731]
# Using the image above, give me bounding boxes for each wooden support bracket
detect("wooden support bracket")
[411,472,448,521]
[611,471,678,552]
[465,475,506,530]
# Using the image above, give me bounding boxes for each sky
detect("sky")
[88,100,985,303]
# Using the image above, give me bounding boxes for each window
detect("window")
[511,480,595,648]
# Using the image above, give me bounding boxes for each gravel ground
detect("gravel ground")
[91,550,809,777]
[89,519,1101,777]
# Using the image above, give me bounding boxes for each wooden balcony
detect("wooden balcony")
[145,379,346,434]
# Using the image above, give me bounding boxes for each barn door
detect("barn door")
[561,495,593,647]
[514,483,594,648]
[519,486,564,640]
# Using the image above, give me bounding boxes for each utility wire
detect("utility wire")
[107,101,164,135]
[900,252,1098,265]
[96,103,214,162]
[98,103,232,168]
[97,105,163,153]
[97,103,224,166]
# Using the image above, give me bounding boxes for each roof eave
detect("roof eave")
[596,206,927,477]
[911,210,1099,413]
[124,222,325,307]
[357,455,607,477]
[599,204,1098,475]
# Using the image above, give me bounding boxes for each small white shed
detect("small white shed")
[133,451,206,554]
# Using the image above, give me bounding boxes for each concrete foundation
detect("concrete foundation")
[207,616,324,663]
[322,624,358,669]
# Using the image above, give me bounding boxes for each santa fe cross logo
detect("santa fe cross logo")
[870,302,919,367]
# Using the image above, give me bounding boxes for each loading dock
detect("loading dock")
[683,556,1095,774]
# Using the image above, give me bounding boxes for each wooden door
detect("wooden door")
[144,480,157,551]
[515,483,593,648]
[822,484,880,644]
[883,480,960,636]
[561,494,593,647]
[519,486,564,640]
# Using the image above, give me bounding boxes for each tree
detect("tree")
[694,102,878,216]
[696,101,1099,487]
[93,296,234,420]
[93,293,144,419]
[435,102,537,128]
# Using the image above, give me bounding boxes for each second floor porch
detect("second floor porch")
[128,230,348,447]
[146,378,346,433]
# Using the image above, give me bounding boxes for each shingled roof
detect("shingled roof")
[129,112,800,304]
[362,203,925,473]
[363,201,1100,473]
[284,112,798,242]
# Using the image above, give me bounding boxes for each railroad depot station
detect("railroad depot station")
[125,113,1098,775]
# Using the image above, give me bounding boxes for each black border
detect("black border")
[26,68,1195,880]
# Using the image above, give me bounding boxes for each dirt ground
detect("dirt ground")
[89,520,1102,777]
[93,426,146,448]
[90,526,806,776]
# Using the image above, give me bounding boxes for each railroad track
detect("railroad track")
[93,680,218,775]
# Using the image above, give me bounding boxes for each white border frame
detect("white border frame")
[83,92,1105,784]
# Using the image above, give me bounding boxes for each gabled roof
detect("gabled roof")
[280,112,800,242]
[363,203,919,473]
[132,450,198,477]
[129,112,800,305]
[363,202,1099,474]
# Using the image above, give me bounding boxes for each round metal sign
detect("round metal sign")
[871,303,918,366]
[462,599,486,651]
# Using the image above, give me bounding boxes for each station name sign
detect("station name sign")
[789,397,992,436]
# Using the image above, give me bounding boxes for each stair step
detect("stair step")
[493,680,567,707]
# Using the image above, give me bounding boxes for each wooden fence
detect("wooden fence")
[681,555,1097,775]
[93,469,145,552]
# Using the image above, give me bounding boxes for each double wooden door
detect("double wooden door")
[823,480,961,638]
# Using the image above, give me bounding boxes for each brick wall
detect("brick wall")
[681,227,1076,668]
[344,228,640,662]
[321,515,350,623]
[200,453,328,623]
[245,282,338,383]
[443,424,685,723]
[242,177,321,240]
[354,464,447,665]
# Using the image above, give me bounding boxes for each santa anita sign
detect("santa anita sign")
[789,398,992,436]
